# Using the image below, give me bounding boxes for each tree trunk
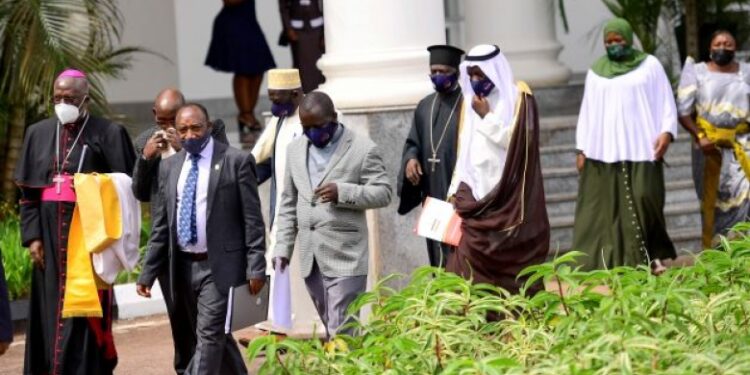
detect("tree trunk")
[684,0,699,58]
[2,104,26,201]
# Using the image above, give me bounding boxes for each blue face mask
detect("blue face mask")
[182,133,210,155]
[471,77,495,97]
[271,102,296,117]
[304,122,338,148]
[430,73,458,93]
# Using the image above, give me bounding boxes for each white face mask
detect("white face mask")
[55,98,85,124]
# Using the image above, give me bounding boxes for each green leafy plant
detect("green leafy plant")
[248,223,750,374]
[0,205,31,301]
[602,0,665,53]
[0,0,142,200]
[0,204,151,295]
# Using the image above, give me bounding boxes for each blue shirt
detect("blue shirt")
[307,124,345,187]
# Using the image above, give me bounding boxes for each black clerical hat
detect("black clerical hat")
[427,45,465,69]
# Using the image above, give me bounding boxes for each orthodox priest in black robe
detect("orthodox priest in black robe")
[397,45,465,268]
[14,70,136,375]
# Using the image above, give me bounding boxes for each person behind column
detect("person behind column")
[677,30,750,248]
[397,44,465,268]
[252,69,304,234]
[272,92,391,339]
[137,103,266,375]
[278,0,325,92]
[0,254,12,356]
[132,88,228,375]
[243,69,303,337]
[206,0,276,148]
[573,18,677,273]
[445,45,549,296]
[14,69,136,374]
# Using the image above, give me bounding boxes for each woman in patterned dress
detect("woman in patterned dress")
[677,30,750,247]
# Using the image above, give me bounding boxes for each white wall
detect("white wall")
[104,0,611,104]
[555,0,613,75]
[172,0,292,100]
[105,0,292,104]
[102,0,179,103]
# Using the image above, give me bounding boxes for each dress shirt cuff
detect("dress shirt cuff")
[335,183,358,209]
[273,245,293,261]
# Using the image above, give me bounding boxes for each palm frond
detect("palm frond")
[601,0,664,53]
[0,0,141,116]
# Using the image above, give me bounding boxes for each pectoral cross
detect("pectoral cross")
[427,153,441,173]
[53,174,65,194]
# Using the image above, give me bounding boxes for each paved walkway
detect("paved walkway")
[0,314,263,374]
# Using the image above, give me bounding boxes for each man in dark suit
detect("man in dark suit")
[136,103,266,375]
[131,88,232,374]
[0,256,12,356]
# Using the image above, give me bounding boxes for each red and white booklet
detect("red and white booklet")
[414,197,463,247]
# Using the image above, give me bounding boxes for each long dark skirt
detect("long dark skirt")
[572,160,676,270]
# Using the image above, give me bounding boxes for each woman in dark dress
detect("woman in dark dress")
[205,0,276,147]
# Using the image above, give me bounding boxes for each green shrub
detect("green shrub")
[0,210,31,301]
[0,204,151,289]
[248,224,750,374]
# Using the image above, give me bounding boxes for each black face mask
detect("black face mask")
[710,49,735,66]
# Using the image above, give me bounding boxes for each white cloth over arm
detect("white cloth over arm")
[575,55,678,163]
[92,173,141,284]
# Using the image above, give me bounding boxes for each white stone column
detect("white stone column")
[464,0,571,86]
[317,0,446,109]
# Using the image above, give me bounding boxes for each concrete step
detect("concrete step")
[670,227,704,254]
[545,179,697,218]
[542,155,694,197]
[538,114,693,149]
[548,201,701,252]
[547,226,703,259]
[538,115,579,145]
[540,134,694,169]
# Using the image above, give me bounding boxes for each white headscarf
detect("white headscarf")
[451,45,519,200]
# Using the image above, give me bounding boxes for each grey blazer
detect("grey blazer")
[274,128,391,278]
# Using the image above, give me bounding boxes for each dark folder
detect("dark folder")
[225,276,270,333]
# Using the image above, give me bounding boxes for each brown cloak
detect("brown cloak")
[446,82,549,295]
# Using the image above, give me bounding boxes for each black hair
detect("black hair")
[300,91,335,118]
[178,102,210,122]
[710,29,736,44]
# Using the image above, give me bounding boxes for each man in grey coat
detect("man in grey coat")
[272,92,391,339]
